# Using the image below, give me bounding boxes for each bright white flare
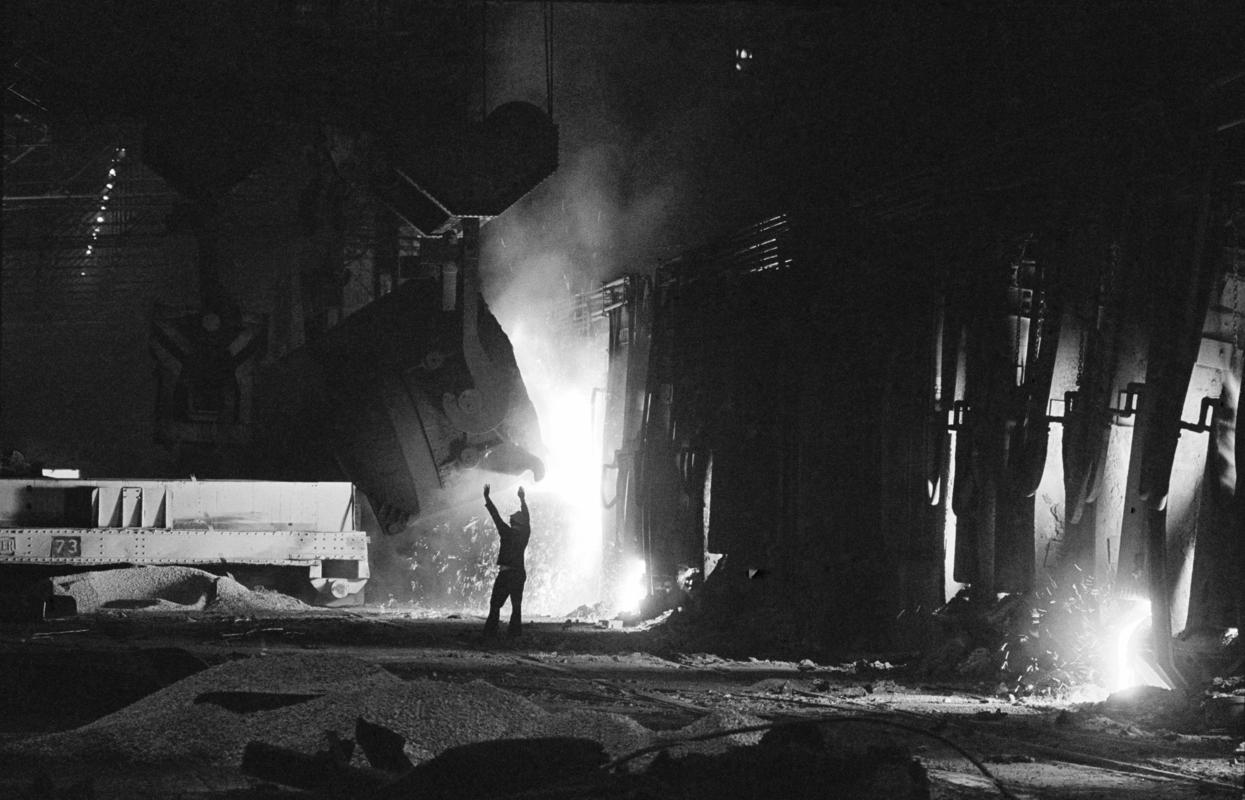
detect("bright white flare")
[1105,600,1167,692]
[617,557,647,614]
[507,320,607,612]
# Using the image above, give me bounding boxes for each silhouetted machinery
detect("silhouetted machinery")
[266,221,548,534]
[145,56,558,536]
[291,100,558,530]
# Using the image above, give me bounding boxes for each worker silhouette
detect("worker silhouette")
[482,483,530,638]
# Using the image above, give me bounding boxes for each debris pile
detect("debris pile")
[210,575,315,614]
[1101,686,1197,724]
[1088,685,1205,733]
[645,599,812,662]
[252,720,927,800]
[563,601,610,623]
[640,722,929,800]
[920,580,1122,696]
[31,566,313,616]
[0,654,401,768]
[38,565,218,613]
[511,709,651,760]
[230,695,922,799]
[661,709,767,755]
[1203,676,1245,733]
[0,654,570,770]
[0,652,797,783]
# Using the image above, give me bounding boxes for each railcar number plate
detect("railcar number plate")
[0,537,14,556]
[49,536,82,558]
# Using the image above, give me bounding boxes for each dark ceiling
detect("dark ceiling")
[11,2,1243,190]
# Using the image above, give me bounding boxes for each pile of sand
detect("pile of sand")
[0,654,542,769]
[36,565,313,614]
[1,652,777,776]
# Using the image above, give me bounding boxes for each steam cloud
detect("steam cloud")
[375,5,738,616]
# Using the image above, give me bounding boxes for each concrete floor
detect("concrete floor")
[1,606,1241,799]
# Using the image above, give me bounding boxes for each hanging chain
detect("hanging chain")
[1033,263,1047,374]
[1075,238,1115,385]
[1075,308,1087,388]
[1232,245,1242,351]
[1231,198,1244,351]
[1011,236,1033,388]
[1013,261,1023,387]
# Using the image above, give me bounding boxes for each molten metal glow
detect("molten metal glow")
[617,557,647,614]
[1105,600,1163,692]
[507,321,606,612]
[943,430,967,603]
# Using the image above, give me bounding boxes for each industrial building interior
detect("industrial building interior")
[2,2,1244,798]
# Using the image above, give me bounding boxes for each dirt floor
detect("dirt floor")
[1,597,1242,800]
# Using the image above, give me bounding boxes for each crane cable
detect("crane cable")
[480,2,487,121]
[543,2,554,119]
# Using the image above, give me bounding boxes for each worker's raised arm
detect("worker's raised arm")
[483,484,505,530]
[517,485,528,518]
